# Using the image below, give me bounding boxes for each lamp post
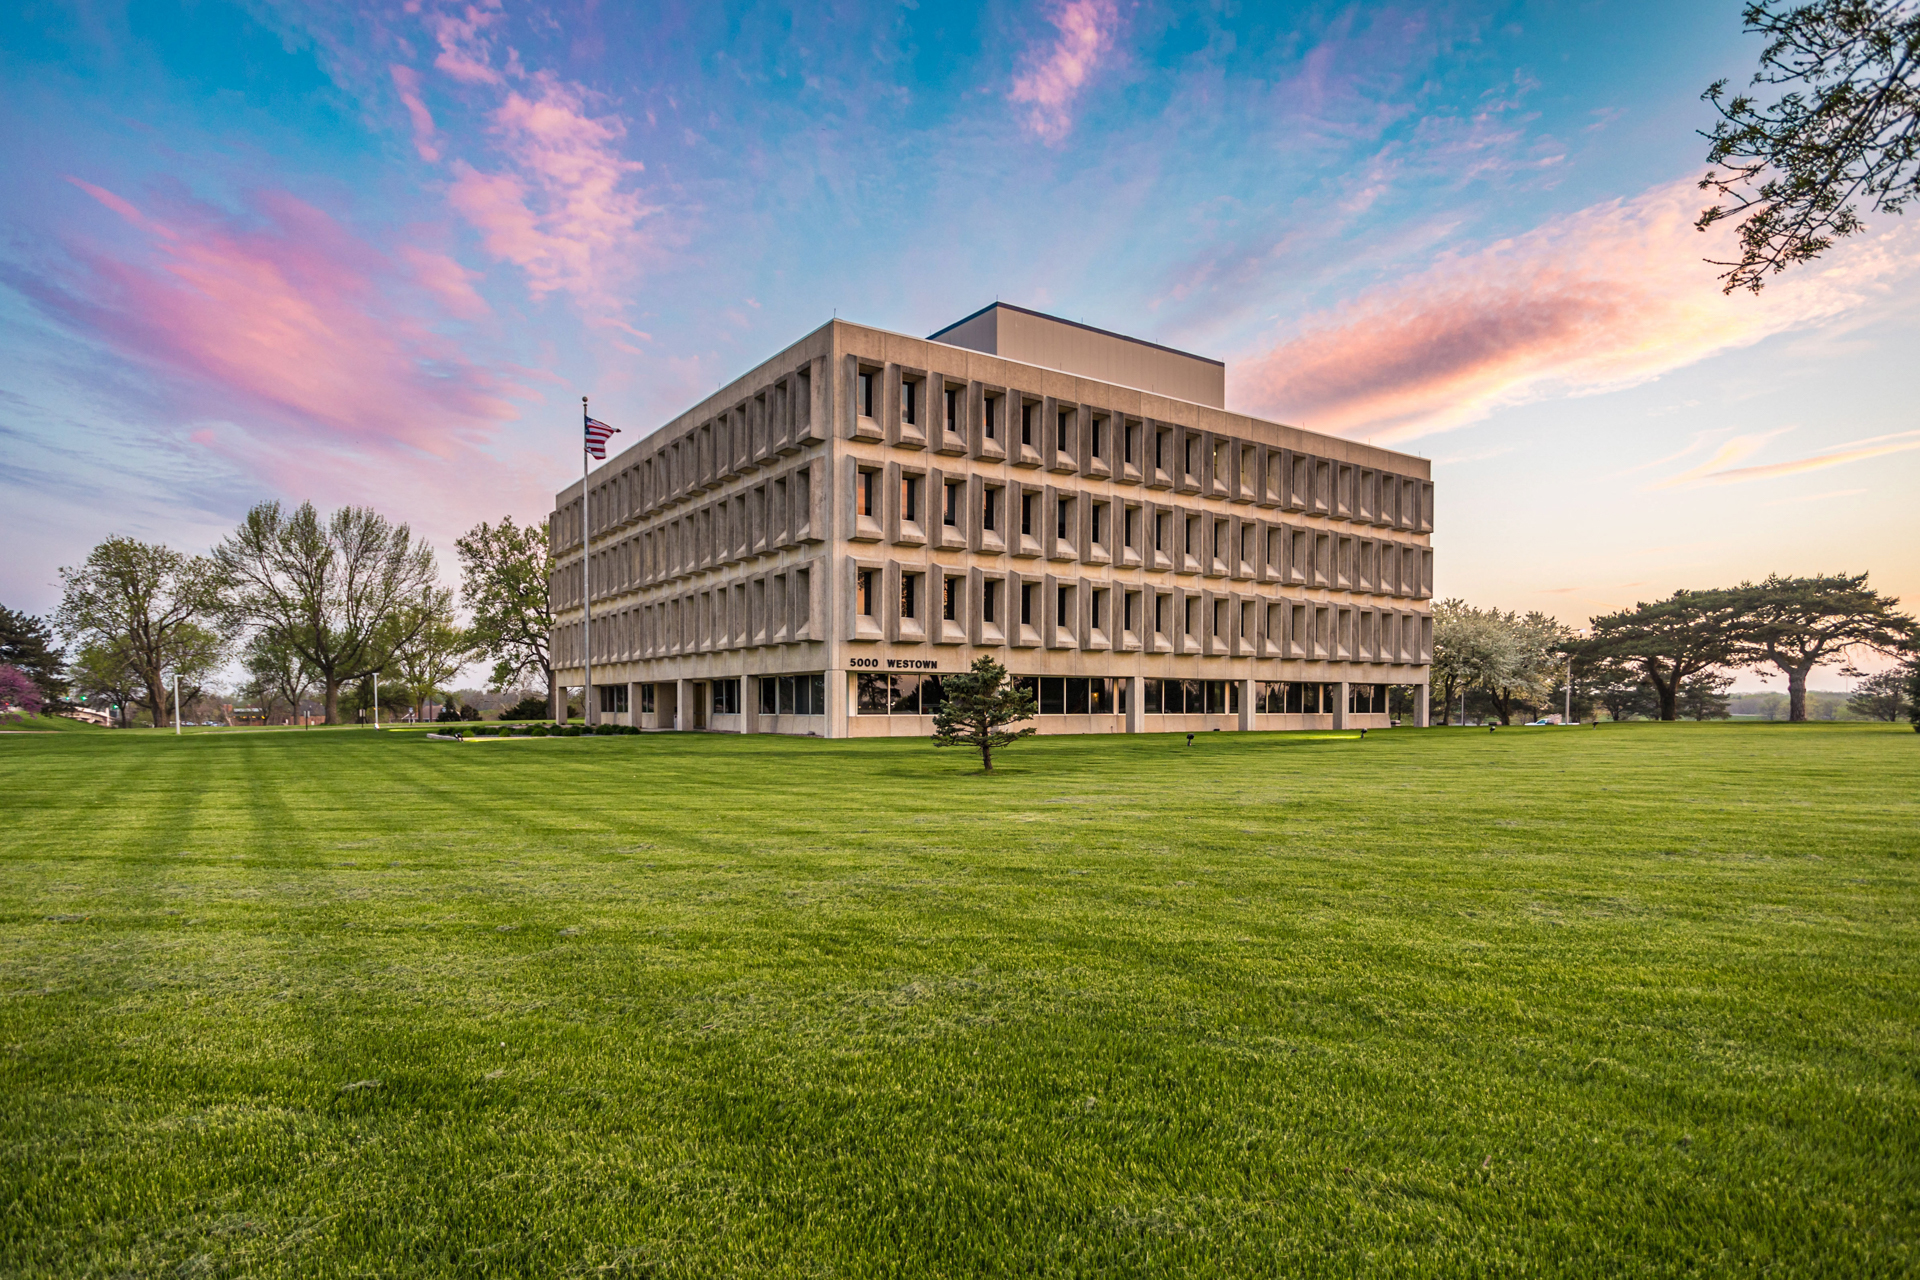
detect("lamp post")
[173,672,181,736]
[373,670,380,730]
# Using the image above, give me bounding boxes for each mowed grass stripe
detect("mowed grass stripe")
[1,722,1915,1276]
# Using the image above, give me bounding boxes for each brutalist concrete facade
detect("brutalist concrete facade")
[550,307,1433,736]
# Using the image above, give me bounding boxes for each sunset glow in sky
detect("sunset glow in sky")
[3,0,1915,631]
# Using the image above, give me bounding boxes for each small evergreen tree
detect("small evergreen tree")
[931,656,1037,772]
[1679,670,1736,720]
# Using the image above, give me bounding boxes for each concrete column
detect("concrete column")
[742,675,761,734]
[1415,682,1431,727]
[675,679,692,731]
[1123,674,1142,734]
[826,668,851,739]
[628,681,643,729]
[1332,680,1348,730]
[1237,677,1255,732]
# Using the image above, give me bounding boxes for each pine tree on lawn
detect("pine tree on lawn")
[931,656,1037,773]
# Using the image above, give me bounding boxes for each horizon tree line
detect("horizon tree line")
[3,501,560,729]
[1433,573,1919,726]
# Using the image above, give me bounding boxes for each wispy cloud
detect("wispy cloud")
[1653,430,1920,489]
[1009,0,1120,143]
[19,179,528,506]
[1232,180,1920,440]
[390,64,440,162]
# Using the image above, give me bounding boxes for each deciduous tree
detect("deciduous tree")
[456,517,557,722]
[215,502,444,725]
[931,656,1038,772]
[55,537,225,730]
[241,628,318,726]
[1699,0,1920,292]
[68,639,144,727]
[386,598,472,723]
[1722,572,1915,721]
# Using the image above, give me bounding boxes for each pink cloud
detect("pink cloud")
[1653,430,1920,489]
[428,0,505,85]
[447,72,652,303]
[1010,0,1120,143]
[1233,180,1920,441]
[38,179,527,498]
[399,244,490,318]
[390,64,441,162]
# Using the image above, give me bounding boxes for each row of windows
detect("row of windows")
[553,565,818,666]
[852,675,1406,717]
[851,566,1427,660]
[850,469,1429,597]
[557,364,821,549]
[849,366,1430,531]
[618,676,826,717]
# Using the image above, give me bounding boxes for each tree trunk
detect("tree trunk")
[547,665,559,725]
[144,674,167,731]
[1787,666,1811,722]
[980,740,993,772]
[323,677,342,725]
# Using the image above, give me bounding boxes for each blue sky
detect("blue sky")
[2,0,1914,653]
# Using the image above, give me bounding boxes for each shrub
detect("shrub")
[529,724,548,737]
[500,695,551,721]
[436,706,462,723]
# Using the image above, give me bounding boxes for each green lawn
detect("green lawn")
[2,722,1916,1276]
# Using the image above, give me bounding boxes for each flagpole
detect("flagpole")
[581,395,592,730]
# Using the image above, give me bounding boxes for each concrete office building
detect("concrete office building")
[550,303,1434,737]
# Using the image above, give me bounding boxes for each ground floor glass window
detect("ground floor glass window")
[761,673,827,716]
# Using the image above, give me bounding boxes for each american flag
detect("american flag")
[584,416,619,459]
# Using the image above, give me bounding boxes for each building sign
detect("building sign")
[848,657,941,670]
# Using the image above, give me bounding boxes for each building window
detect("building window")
[945,386,960,433]
[902,378,918,426]
[1057,410,1072,455]
[902,475,919,523]
[1123,506,1137,550]
[1155,429,1167,470]
[943,576,958,621]
[944,481,961,527]
[640,684,656,713]
[1091,418,1104,459]
[1090,503,1104,547]
[1124,420,1136,465]
[982,487,998,532]
[900,573,918,620]
[1056,584,1070,628]
[1155,594,1167,635]
[597,685,629,713]
[1056,497,1070,541]
[1184,597,1196,636]
[984,396,998,440]
[1021,402,1035,446]
[1021,492,1035,536]
[1024,676,1113,716]
[1020,583,1035,626]
[1091,589,1105,632]
[1123,591,1137,632]
[858,371,874,418]
[1155,512,1168,553]
[1213,599,1226,639]
[856,469,876,517]
[1185,516,1196,555]
[765,673,826,716]
[857,570,874,615]
[1184,435,1197,479]
[711,678,740,716]
[983,579,999,624]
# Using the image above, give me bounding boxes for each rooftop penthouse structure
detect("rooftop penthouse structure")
[550,303,1434,735]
